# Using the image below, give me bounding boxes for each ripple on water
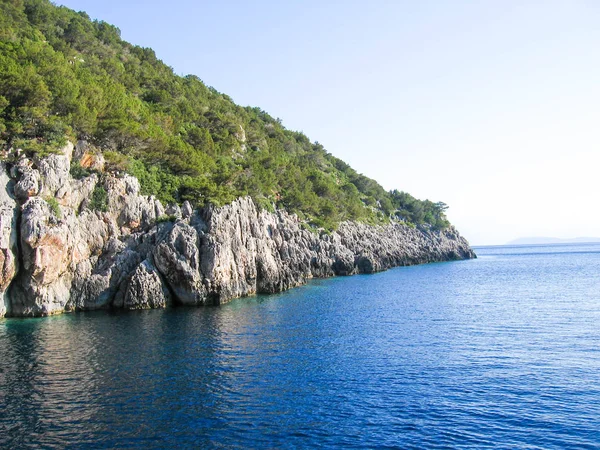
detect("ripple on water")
[1,243,600,448]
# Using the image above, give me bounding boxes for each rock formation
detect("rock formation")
[0,143,475,317]
[0,164,18,317]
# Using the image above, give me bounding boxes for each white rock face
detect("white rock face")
[37,142,73,199]
[0,141,475,317]
[123,259,170,309]
[153,222,206,305]
[13,164,41,201]
[0,165,18,317]
[190,197,475,300]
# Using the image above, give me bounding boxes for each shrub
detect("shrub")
[104,151,129,172]
[44,196,62,219]
[254,196,275,213]
[156,215,178,224]
[70,160,91,179]
[89,185,108,212]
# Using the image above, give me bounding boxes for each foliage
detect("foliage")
[156,214,178,224]
[89,184,108,212]
[389,190,450,230]
[70,160,90,179]
[0,0,452,230]
[103,150,128,172]
[44,196,61,218]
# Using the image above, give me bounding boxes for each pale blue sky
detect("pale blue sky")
[56,0,600,245]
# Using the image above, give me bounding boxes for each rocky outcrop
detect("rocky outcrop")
[153,222,207,305]
[121,259,171,310]
[0,164,18,317]
[0,142,475,318]
[194,198,475,300]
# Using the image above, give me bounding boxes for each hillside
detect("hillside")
[0,0,449,231]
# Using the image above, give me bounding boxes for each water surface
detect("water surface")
[1,243,600,448]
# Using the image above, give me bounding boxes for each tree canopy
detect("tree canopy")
[0,0,450,231]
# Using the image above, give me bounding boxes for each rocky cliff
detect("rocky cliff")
[0,143,475,318]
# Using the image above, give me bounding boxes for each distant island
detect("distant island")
[507,237,600,245]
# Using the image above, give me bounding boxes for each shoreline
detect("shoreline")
[0,143,475,319]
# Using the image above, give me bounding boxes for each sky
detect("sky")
[55,0,600,245]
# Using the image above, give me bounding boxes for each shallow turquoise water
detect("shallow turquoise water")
[1,243,600,448]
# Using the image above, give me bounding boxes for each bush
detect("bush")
[104,151,129,172]
[156,215,177,224]
[89,185,108,212]
[70,160,91,179]
[44,196,62,219]
[254,196,275,213]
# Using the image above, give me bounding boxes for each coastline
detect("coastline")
[0,143,475,318]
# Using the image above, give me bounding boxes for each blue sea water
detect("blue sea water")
[1,243,600,449]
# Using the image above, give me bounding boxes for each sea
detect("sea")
[1,243,599,449]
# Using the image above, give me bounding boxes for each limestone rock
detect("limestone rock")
[153,222,207,305]
[10,197,74,316]
[14,167,41,201]
[0,165,17,317]
[105,176,161,230]
[69,173,98,212]
[37,142,73,198]
[181,200,193,219]
[165,203,182,219]
[74,140,89,160]
[79,152,105,172]
[123,259,170,309]
[200,197,259,302]
[0,142,475,318]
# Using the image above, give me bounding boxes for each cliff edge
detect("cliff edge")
[0,143,475,318]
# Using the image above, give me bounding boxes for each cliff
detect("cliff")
[0,143,475,318]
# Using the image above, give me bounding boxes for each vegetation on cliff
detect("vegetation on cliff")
[0,0,450,230]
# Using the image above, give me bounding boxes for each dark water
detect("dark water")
[1,243,600,449]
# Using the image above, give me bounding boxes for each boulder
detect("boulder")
[153,222,207,305]
[123,259,170,309]
[14,167,41,201]
[37,142,73,198]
